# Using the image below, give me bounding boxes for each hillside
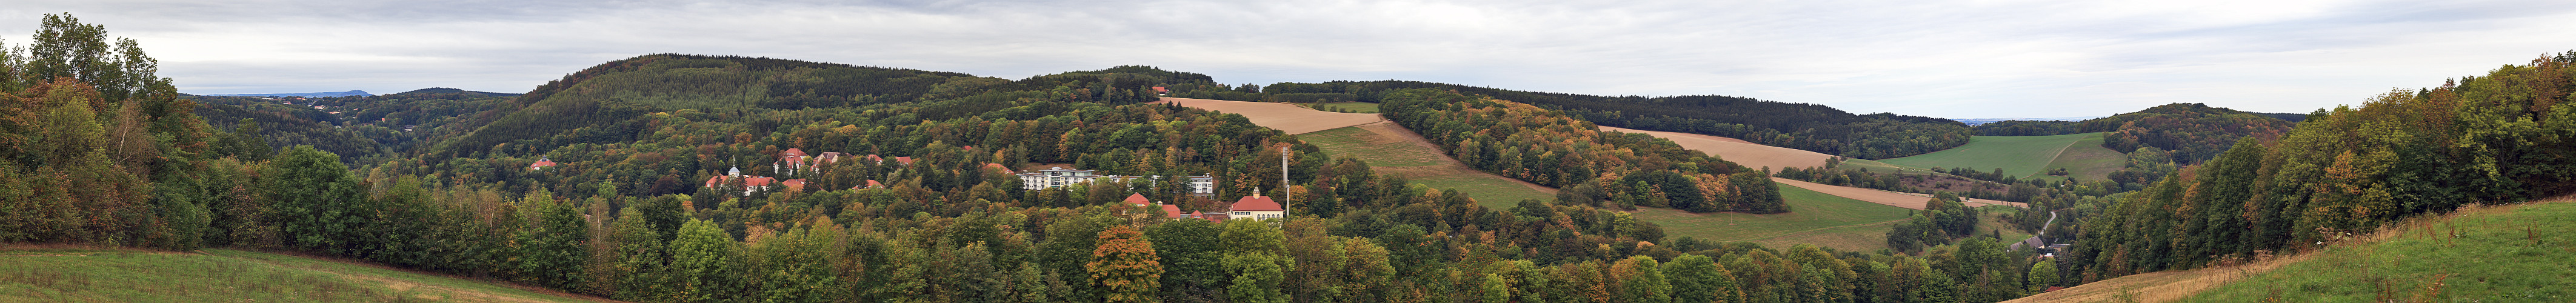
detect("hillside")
[1167,80,1974,159]
[0,247,602,302]
[1597,125,1837,173]
[1879,132,2118,179]
[2058,53,2576,299]
[2010,196,2576,302]
[1969,103,2294,165]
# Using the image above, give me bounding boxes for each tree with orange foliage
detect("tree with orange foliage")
[1089,225,1163,303]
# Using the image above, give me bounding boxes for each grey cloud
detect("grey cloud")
[2,0,2570,118]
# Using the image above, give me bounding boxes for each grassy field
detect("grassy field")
[1300,126,1445,167]
[1306,102,1380,113]
[1631,182,1915,251]
[1301,125,1552,210]
[2027,133,2125,181]
[1881,132,2101,178]
[2183,199,2576,302]
[0,247,596,302]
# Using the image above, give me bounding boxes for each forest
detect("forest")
[2062,52,2576,284]
[2,14,2103,302]
[1165,80,1975,160]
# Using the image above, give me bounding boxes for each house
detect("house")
[1121,193,1201,220]
[527,158,556,170]
[702,167,781,196]
[850,179,884,190]
[1226,188,1286,221]
[1152,86,1169,96]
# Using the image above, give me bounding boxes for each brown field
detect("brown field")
[1772,178,2025,210]
[1597,126,1834,172]
[1155,98,1384,134]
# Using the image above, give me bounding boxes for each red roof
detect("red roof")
[782,179,807,191]
[893,156,915,165]
[1229,195,1283,211]
[1161,205,1190,218]
[529,159,556,167]
[705,175,726,187]
[1124,193,1154,206]
[781,148,807,158]
[744,176,776,187]
[864,179,883,189]
[1152,86,1168,93]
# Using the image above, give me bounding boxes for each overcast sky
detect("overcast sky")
[5,0,2572,118]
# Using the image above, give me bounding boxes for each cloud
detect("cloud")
[3,0,2571,117]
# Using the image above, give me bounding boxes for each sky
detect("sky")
[4,0,2572,118]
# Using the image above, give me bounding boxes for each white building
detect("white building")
[1016,167,1213,194]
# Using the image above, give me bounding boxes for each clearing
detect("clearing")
[0,247,603,302]
[1156,98,1383,134]
[2009,196,2576,302]
[1597,126,1836,173]
[1630,182,1915,251]
[2029,133,2126,181]
[1300,122,1557,209]
[1880,133,2102,178]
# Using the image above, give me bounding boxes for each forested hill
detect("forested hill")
[1971,102,2294,164]
[1164,80,1974,159]
[2063,52,2576,290]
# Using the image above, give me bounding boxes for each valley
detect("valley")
[5,13,2570,302]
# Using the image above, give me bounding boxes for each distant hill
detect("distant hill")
[392,87,522,97]
[1172,80,1974,159]
[1949,116,2102,126]
[203,90,373,98]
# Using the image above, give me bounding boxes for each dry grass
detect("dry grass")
[1597,125,1834,173]
[1156,98,1384,134]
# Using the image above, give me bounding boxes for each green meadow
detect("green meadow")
[1631,183,1916,251]
[1880,132,2102,178]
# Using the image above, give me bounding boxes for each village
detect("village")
[533,147,1284,222]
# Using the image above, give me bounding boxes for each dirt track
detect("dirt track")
[1599,126,1834,172]
[1156,98,1383,134]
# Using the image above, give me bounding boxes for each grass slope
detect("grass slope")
[2029,134,2124,181]
[2010,197,2576,302]
[1299,125,1552,209]
[1631,183,1915,251]
[2186,199,2576,302]
[1881,132,2100,178]
[0,247,598,302]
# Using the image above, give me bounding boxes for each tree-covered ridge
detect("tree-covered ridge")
[2063,52,2576,284]
[1379,88,1789,214]
[1168,80,1975,159]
